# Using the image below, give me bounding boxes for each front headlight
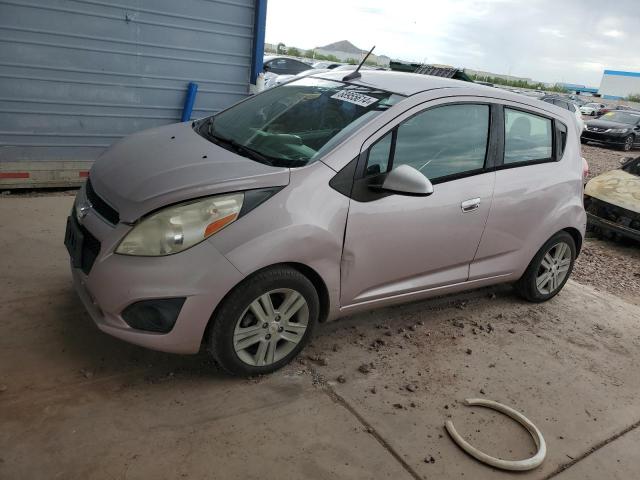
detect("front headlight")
[606,128,629,133]
[116,193,244,256]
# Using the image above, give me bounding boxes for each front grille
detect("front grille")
[86,179,119,224]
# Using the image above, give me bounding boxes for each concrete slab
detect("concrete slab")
[553,426,640,480]
[1,194,640,479]
[302,282,640,479]
[1,374,413,480]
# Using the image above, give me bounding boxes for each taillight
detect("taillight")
[582,157,589,180]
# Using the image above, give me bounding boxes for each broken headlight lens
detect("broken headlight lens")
[115,193,244,256]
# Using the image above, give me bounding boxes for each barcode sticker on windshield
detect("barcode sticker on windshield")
[331,90,379,107]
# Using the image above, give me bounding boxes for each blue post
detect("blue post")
[181,82,198,122]
[250,0,268,84]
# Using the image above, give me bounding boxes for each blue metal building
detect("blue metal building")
[0,0,267,187]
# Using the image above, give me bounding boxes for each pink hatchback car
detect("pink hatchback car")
[66,71,586,375]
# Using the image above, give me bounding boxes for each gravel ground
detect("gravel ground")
[573,143,640,305]
[573,238,640,306]
[580,143,632,182]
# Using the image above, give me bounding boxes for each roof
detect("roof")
[603,70,640,78]
[308,70,574,121]
[313,69,484,96]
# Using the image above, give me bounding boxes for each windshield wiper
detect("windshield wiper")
[211,133,274,166]
[199,117,274,165]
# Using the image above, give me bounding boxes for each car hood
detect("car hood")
[585,169,640,214]
[584,119,632,129]
[90,122,290,223]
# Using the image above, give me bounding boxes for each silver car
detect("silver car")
[65,71,586,375]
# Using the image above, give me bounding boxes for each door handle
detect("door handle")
[461,198,481,212]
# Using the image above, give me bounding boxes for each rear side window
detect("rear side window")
[504,108,553,164]
[391,104,490,181]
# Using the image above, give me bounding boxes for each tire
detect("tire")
[515,232,576,303]
[622,135,634,152]
[208,266,319,376]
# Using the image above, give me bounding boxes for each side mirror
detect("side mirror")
[380,164,434,196]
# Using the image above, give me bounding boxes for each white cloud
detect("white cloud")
[266,0,638,85]
[603,29,624,38]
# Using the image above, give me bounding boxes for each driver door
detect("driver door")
[340,101,498,306]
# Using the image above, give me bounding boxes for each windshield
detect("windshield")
[584,103,599,108]
[622,157,640,176]
[195,77,404,167]
[600,111,640,125]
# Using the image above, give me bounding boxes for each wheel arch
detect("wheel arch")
[562,226,583,256]
[202,262,331,348]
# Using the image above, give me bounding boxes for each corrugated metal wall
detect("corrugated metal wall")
[0,0,256,165]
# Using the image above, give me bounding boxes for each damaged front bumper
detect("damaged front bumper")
[584,195,640,242]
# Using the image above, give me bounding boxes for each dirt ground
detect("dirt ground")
[1,143,639,479]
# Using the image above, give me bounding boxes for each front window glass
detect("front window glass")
[195,78,404,167]
[392,104,490,180]
[622,157,640,176]
[600,111,640,125]
[504,108,553,164]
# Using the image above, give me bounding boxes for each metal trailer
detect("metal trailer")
[0,0,267,188]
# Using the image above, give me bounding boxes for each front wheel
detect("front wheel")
[622,135,634,152]
[515,232,576,302]
[208,266,319,376]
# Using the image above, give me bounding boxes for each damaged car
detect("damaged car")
[584,156,640,242]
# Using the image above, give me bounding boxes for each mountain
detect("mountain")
[316,40,365,55]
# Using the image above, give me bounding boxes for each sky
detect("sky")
[265,0,640,86]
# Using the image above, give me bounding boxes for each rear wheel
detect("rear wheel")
[515,232,576,302]
[208,266,319,376]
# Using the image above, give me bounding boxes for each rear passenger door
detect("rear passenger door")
[471,105,570,280]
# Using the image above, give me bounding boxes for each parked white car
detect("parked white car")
[580,103,606,116]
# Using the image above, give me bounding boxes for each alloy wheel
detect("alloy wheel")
[624,136,633,152]
[233,288,309,367]
[535,242,572,295]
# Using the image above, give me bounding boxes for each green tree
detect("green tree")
[276,42,286,54]
[287,47,301,57]
[627,93,640,102]
[303,49,315,59]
